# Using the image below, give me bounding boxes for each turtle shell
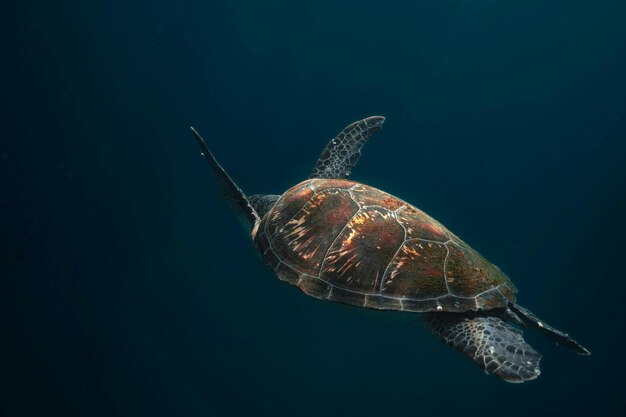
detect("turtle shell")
[253,179,517,313]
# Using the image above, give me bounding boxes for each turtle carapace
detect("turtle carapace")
[190,116,589,383]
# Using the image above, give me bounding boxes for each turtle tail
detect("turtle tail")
[190,127,260,233]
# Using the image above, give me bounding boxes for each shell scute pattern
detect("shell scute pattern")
[396,206,450,242]
[255,179,517,312]
[321,206,404,293]
[381,240,448,298]
[349,183,405,211]
[269,187,359,274]
[446,239,517,303]
[266,182,314,237]
[298,274,332,298]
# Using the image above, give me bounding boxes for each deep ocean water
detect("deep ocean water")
[3,1,626,416]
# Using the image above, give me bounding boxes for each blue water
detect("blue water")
[3,1,625,416]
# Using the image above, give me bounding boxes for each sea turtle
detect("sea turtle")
[190,116,589,382]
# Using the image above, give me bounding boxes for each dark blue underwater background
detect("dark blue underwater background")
[2,1,626,416]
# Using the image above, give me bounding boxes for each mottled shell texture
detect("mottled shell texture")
[254,179,517,313]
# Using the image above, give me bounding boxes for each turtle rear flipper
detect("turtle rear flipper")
[508,303,590,355]
[310,116,385,179]
[426,313,542,383]
[190,127,260,232]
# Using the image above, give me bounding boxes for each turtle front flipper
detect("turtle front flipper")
[426,313,542,383]
[508,303,590,355]
[310,116,385,179]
